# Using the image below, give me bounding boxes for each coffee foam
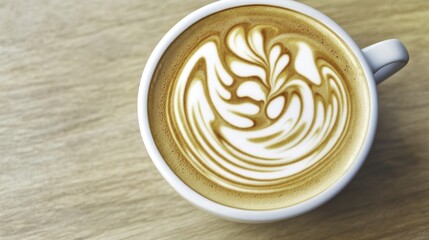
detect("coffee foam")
[149,6,370,210]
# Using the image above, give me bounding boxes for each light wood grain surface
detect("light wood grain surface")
[1,0,428,239]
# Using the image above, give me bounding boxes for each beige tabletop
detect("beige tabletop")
[1,0,428,239]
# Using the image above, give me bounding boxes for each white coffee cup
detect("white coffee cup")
[137,0,409,223]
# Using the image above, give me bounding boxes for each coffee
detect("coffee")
[148,6,370,210]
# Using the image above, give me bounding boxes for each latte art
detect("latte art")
[149,6,370,210]
[168,25,349,193]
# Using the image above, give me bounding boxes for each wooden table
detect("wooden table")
[1,0,428,239]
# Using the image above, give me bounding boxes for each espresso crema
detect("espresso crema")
[148,6,370,210]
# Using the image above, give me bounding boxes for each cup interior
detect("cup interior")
[137,0,378,223]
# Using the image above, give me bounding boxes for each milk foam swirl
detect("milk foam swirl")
[168,25,349,193]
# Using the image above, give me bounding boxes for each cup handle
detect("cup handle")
[362,39,409,84]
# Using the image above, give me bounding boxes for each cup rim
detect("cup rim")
[137,0,378,223]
